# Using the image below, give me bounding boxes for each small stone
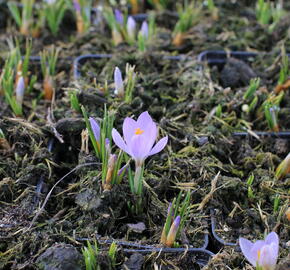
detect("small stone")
[122,253,144,270]
[36,243,83,270]
[127,222,146,233]
[75,189,101,211]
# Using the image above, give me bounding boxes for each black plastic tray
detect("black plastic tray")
[197,50,258,66]
[76,237,214,267]
[73,54,190,80]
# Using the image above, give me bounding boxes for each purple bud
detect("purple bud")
[15,76,25,105]
[126,16,136,40]
[105,138,111,155]
[167,203,172,215]
[73,0,81,12]
[89,117,101,143]
[114,67,124,97]
[114,9,124,25]
[140,21,149,39]
[165,215,181,247]
[173,215,181,228]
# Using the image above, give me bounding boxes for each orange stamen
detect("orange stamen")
[135,128,144,135]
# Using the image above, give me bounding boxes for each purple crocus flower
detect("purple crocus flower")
[239,232,279,270]
[127,16,136,40]
[114,67,124,97]
[114,9,124,25]
[140,21,149,39]
[112,111,168,167]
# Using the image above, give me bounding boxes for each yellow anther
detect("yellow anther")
[257,250,261,260]
[135,128,144,135]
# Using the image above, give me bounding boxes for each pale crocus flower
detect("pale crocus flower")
[112,111,168,167]
[112,111,168,193]
[239,232,279,270]
[126,16,136,40]
[114,67,124,98]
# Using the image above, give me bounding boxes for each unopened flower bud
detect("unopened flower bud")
[103,154,117,190]
[114,9,124,25]
[114,67,124,98]
[15,76,25,106]
[140,21,149,39]
[127,16,136,40]
[165,216,180,247]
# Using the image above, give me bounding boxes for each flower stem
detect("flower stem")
[133,165,143,195]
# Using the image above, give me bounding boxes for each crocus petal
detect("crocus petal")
[89,117,100,142]
[259,244,277,270]
[265,232,279,267]
[112,128,130,155]
[148,136,168,157]
[129,134,148,163]
[123,117,138,145]
[140,21,149,39]
[239,238,256,266]
[136,111,153,130]
[265,232,279,246]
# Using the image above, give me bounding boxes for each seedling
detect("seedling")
[82,240,100,270]
[104,9,155,49]
[273,194,280,213]
[40,46,60,101]
[256,0,284,32]
[0,39,32,116]
[73,0,92,34]
[205,0,219,20]
[8,0,44,37]
[103,8,126,46]
[69,90,81,112]
[275,46,290,94]
[172,2,201,46]
[108,242,117,267]
[244,78,260,101]
[246,174,255,199]
[215,104,222,118]
[82,106,125,190]
[44,0,67,36]
[264,103,280,132]
[160,191,190,247]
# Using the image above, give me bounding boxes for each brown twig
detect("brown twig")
[197,171,220,211]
